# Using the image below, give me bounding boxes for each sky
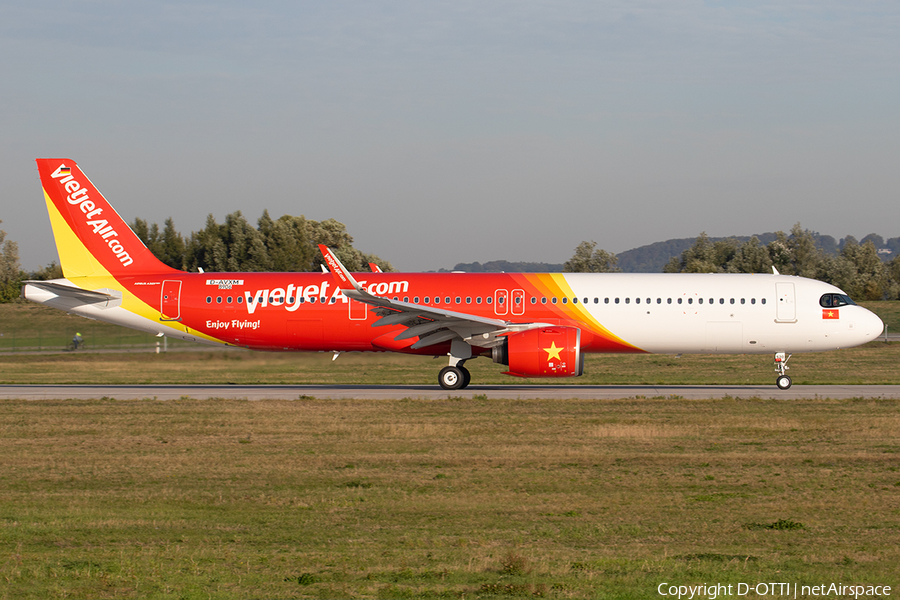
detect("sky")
[2,1,899,271]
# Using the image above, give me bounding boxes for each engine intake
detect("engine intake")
[493,326,584,378]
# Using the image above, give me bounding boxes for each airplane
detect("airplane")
[23,159,885,391]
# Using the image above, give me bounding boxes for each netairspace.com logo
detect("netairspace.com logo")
[658,582,892,599]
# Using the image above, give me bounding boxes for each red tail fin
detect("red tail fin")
[35,159,177,278]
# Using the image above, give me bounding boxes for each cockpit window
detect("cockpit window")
[820,293,856,308]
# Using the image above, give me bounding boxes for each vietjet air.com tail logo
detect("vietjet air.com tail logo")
[51,163,134,267]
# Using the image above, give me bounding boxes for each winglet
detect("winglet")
[319,245,362,292]
[369,262,383,273]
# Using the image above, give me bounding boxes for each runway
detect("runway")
[2,384,900,400]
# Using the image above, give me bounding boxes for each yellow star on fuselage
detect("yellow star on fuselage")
[544,341,563,362]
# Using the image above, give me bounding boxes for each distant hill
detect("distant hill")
[443,231,900,273]
[440,260,564,273]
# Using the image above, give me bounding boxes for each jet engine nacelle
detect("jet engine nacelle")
[493,326,584,378]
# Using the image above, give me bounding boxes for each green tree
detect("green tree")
[725,236,772,274]
[564,241,620,273]
[0,222,21,302]
[663,233,738,273]
[835,238,889,300]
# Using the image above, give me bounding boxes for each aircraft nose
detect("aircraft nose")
[860,308,885,341]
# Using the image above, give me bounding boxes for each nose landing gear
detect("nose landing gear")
[774,352,792,389]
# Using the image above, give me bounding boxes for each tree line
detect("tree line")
[564,224,900,301]
[0,212,392,302]
[130,211,393,274]
[3,218,900,303]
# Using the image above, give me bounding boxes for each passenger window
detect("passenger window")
[761,298,766,305]
[688,298,693,304]
[237,296,243,304]
[594,298,599,304]
[216,297,222,304]
[514,297,520,304]
[625,298,630,304]
[447,297,452,304]
[730,298,735,304]
[605,298,609,304]
[487,297,493,304]
[751,298,756,305]
[476,297,482,304]
[206,296,212,304]
[615,298,620,304]
[741,298,745,304]
[667,298,672,304]
[530,297,536,304]
[552,297,557,304]
[466,297,472,304]
[635,298,640,304]
[541,297,547,304]
[424,296,430,303]
[562,298,568,304]
[404,297,409,302]
[414,296,420,303]
[698,298,703,304]
[677,298,682,304]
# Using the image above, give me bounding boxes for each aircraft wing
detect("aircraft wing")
[319,245,550,349]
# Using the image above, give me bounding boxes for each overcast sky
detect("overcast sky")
[2,1,898,271]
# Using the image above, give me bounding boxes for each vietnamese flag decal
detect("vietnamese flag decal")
[823,309,840,319]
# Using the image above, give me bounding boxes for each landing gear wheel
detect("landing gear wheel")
[459,366,471,389]
[439,366,465,390]
[776,375,792,390]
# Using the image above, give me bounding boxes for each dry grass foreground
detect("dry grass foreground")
[2,396,899,599]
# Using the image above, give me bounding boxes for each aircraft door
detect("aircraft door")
[775,282,796,322]
[494,289,508,316]
[512,289,525,316]
[349,298,367,320]
[160,280,182,321]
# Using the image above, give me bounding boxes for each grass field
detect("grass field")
[3,301,900,598]
[2,396,899,599]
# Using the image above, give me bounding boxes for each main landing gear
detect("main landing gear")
[439,365,471,390]
[439,339,473,390]
[774,352,792,390]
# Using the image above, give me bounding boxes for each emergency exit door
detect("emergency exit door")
[160,280,182,321]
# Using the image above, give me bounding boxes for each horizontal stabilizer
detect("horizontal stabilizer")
[22,280,118,303]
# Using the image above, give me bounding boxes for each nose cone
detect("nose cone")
[858,308,885,343]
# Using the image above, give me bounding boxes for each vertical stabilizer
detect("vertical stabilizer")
[35,159,177,278]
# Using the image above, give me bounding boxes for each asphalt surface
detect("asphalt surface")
[2,384,900,400]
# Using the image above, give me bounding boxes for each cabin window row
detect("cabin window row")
[207,295,767,307]
[531,296,766,305]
